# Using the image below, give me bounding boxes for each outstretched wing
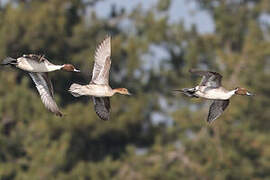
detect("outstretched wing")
[207,100,230,123]
[92,97,111,120]
[189,69,223,88]
[91,36,111,85]
[29,72,62,116]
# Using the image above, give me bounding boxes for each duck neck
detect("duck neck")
[112,88,121,95]
[227,89,237,98]
[112,89,118,95]
[47,64,63,71]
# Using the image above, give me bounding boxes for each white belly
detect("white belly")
[16,58,60,72]
[86,85,112,97]
[195,87,232,100]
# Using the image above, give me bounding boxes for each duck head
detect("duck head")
[113,88,132,95]
[235,87,254,96]
[61,64,80,72]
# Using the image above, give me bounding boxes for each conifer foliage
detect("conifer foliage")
[0,0,269,179]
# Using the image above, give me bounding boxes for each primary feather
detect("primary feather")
[29,72,62,116]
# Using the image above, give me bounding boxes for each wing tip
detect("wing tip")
[56,111,63,117]
[206,118,215,124]
[105,34,111,40]
[101,117,110,121]
[103,35,111,47]
[212,71,223,78]
[94,35,111,58]
[96,112,110,121]
[100,34,111,45]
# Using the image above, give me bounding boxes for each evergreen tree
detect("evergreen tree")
[0,0,269,179]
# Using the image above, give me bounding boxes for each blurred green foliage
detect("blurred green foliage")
[0,0,270,179]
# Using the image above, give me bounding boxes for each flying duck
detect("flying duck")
[69,36,131,120]
[176,69,254,123]
[1,54,80,116]
[1,54,80,73]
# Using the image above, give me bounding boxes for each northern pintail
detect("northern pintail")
[1,54,80,73]
[69,36,131,120]
[176,69,254,123]
[1,54,80,116]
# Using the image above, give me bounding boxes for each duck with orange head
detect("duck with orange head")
[69,36,131,121]
[234,87,254,96]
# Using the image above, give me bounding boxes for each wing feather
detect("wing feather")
[189,69,223,88]
[29,72,62,116]
[91,36,111,85]
[207,100,230,123]
[92,97,111,120]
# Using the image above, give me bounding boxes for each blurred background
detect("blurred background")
[0,0,270,179]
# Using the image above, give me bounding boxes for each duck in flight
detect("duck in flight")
[1,54,80,116]
[176,69,254,123]
[1,54,80,73]
[69,36,131,120]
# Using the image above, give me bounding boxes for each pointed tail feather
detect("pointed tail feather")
[172,89,184,95]
[172,89,185,93]
[173,88,198,98]
[1,57,17,65]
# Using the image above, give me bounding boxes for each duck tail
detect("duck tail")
[69,83,87,97]
[173,88,198,98]
[1,57,17,66]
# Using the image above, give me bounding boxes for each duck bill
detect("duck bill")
[246,92,254,96]
[127,92,132,96]
[73,69,80,73]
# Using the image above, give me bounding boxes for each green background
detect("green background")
[0,0,269,179]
